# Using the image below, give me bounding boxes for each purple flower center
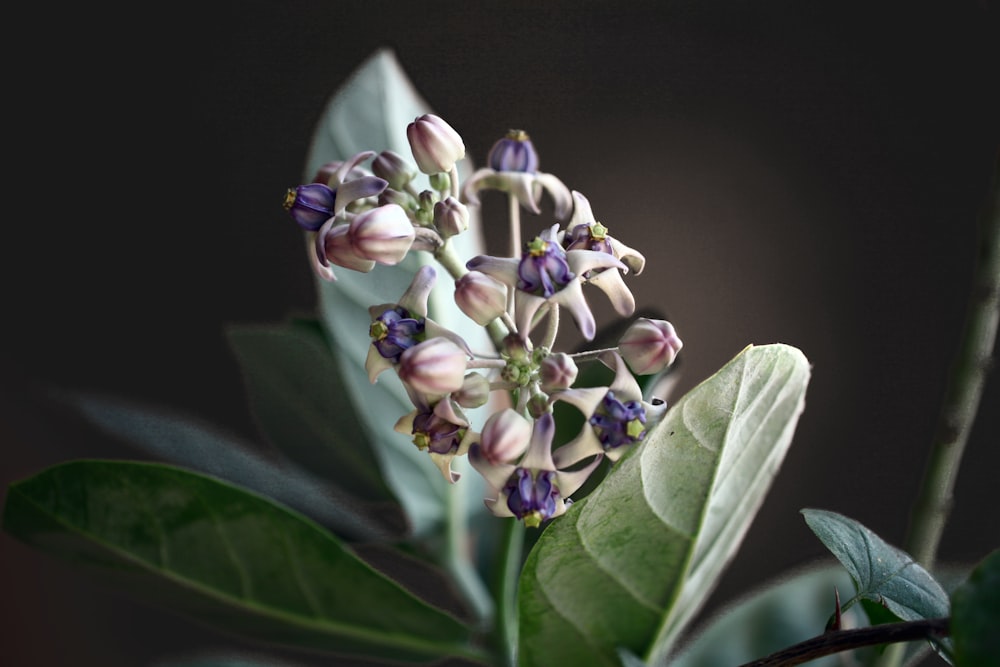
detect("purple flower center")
[517,236,575,297]
[565,222,613,254]
[284,183,336,231]
[589,390,648,451]
[505,468,559,527]
[488,130,539,173]
[411,410,466,455]
[369,307,424,362]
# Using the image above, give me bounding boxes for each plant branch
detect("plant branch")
[738,617,950,667]
[904,153,1000,571]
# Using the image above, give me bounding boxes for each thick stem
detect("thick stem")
[491,518,525,667]
[904,154,1000,571]
[509,192,522,258]
[739,617,950,667]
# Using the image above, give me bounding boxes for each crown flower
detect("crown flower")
[461,129,573,219]
[470,412,603,527]
[467,224,627,340]
[552,351,668,467]
[395,395,476,484]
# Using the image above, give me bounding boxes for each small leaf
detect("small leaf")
[2,460,484,664]
[51,390,405,540]
[951,549,1000,667]
[801,509,951,623]
[518,343,811,667]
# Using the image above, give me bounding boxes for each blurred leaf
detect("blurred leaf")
[51,390,404,540]
[667,562,857,666]
[801,509,951,623]
[951,549,1000,667]
[518,343,811,667]
[302,47,493,538]
[2,460,484,664]
[225,319,404,514]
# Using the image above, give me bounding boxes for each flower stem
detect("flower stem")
[904,155,1000,572]
[739,617,950,667]
[509,192,522,257]
[491,517,525,667]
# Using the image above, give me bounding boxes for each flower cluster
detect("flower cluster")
[284,115,682,526]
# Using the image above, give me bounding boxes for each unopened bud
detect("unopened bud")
[371,150,416,190]
[479,409,531,465]
[406,114,465,175]
[347,204,415,265]
[455,270,507,325]
[434,196,469,239]
[618,318,683,375]
[538,352,578,392]
[454,372,490,409]
[398,337,468,395]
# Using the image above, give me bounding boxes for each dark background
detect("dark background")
[3,1,998,665]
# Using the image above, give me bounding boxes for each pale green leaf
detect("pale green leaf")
[2,460,485,664]
[301,48,493,538]
[518,343,811,667]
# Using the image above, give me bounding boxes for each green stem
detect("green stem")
[509,192,522,257]
[904,154,1000,572]
[491,518,525,667]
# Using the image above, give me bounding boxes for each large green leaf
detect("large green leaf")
[301,47,492,538]
[801,509,951,625]
[225,319,405,529]
[2,460,486,664]
[518,343,811,667]
[50,390,402,540]
[951,549,1000,667]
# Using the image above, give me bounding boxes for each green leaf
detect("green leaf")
[51,390,403,540]
[302,48,492,538]
[668,563,857,666]
[2,460,485,664]
[517,343,811,667]
[801,509,951,623]
[225,319,405,529]
[951,549,1000,667]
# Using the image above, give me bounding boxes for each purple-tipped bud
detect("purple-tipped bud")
[398,337,468,395]
[371,150,416,190]
[488,129,539,173]
[538,353,579,392]
[284,183,335,231]
[618,318,683,375]
[434,196,469,239]
[347,204,415,265]
[479,409,531,465]
[454,372,490,409]
[407,114,465,175]
[455,271,508,325]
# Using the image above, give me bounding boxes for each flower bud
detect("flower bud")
[454,372,490,409]
[347,204,415,265]
[455,270,507,325]
[479,409,531,465]
[618,318,683,375]
[398,337,468,395]
[488,129,539,173]
[371,150,416,190]
[284,183,335,231]
[538,352,578,392]
[434,196,469,239]
[319,221,376,272]
[407,114,465,175]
